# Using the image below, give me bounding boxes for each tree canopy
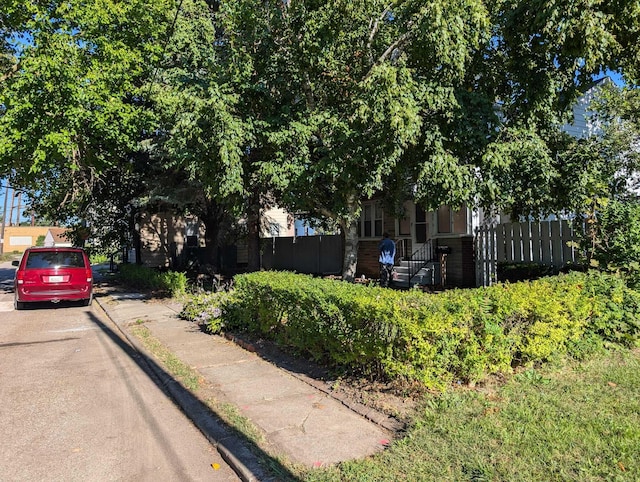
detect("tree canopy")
[1,0,639,277]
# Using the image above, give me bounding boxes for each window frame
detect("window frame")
[437,205,468,235]
[358,201,384,239]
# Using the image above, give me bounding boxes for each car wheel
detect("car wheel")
[14,295,25,311]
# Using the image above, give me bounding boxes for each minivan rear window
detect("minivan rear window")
[25,251,86,269]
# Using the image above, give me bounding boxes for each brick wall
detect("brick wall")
[436,236,475,288]
[356,239,381,278]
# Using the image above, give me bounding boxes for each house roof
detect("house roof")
[47,227,70,244]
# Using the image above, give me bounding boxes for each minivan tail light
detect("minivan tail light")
[86,269,92,283]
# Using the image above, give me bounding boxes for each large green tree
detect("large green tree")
[201,0,640,280]
[149,0,250,269]
[0,0,172,230]
[215,0,489,280]
[2,0,639,280]
[467,0,640,218]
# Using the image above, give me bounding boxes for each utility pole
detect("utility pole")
[0,181,9,255]
[8,188,15,226]
[16,192,22,225]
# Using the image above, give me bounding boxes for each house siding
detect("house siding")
[561,78,611,139]
[139,212,202,268]
[262,207,295,237]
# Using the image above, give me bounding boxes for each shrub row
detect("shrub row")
[210,270,640,390]
[117,263,188,296]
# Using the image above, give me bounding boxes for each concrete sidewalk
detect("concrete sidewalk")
[94,286,397,481]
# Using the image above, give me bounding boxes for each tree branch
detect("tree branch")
[367,6,393,63]
[366,29,413,79]
[0,61,20,83]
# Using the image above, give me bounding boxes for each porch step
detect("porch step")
[392,261,440,289]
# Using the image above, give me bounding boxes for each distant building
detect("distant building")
[1,226,54,254]
[44,228,73,247]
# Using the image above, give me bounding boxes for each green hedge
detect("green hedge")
[205,270,640,390]
[117,264,187,296]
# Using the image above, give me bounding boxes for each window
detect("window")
[10,236,32,246]
[268,222,281,237]
[437,205,468,234]
[399,203,411,236]
[415,205,428,243]
[359,201,384,238]
[26,251,85,269]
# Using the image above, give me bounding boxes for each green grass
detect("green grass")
[131,325,202,391]
[304,349,640,481]
[0,252,20,262]
[129,325,304,479]
[129,321,639,481]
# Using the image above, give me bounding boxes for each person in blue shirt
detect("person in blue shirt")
[378,232,396,287]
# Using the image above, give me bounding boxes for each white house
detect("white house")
[44,227,73,247]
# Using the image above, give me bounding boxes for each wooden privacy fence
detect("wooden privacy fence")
[261,235,343,275]
[475,220,580,286]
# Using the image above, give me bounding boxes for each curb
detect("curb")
[94,295,265,482]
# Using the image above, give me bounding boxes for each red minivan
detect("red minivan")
[13,247,93,310]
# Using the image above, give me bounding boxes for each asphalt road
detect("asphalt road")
[0,261,239,481]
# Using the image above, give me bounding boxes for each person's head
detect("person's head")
[383,232,389,238]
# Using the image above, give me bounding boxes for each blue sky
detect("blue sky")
[602,70,625,86]
[0,181,31,225]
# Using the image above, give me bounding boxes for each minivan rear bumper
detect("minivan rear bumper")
[16,285,92,303]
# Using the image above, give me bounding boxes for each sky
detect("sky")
[0,181,32,225]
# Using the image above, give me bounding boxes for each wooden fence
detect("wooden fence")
[475,220,580,286]
[261,234,343,275]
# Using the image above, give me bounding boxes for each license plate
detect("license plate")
[48,275,64,283]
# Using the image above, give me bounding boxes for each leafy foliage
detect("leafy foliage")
[2,0,640,277]
[585,199,640,284]
[179,291,231,334]
[218,270,640,390]
[117,263,187,296]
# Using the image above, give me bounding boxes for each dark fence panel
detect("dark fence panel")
[261,235,342,274]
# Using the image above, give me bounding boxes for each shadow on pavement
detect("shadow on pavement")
[0,268,16,293]
[85,310,298,482]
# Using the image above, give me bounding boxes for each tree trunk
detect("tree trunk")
[201,220,220,272]
[340,198,360,282]
[341,218,359,281]
[200,200,227,273]
[246,194,261,272]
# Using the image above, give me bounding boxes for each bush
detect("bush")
[580,198,640,287]
[89,253,109,264]
[117,264,187,297]
[180,292,231,333]
[221,270,640,390]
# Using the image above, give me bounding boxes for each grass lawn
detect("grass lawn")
[129,314,639,481]
[0,252,20,262]
[304,349,640,482]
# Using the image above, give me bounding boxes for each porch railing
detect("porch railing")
[407,239,434,285]
[394,238,409,264]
